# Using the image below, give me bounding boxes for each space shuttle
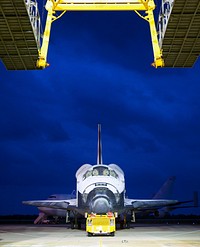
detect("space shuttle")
[23,124,198,226]
[75,124,126,215]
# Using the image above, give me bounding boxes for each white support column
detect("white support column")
[157,0,174,47]
[131,211,136,222]
[25,0,41,48]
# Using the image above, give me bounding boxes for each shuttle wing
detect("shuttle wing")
[22,198,77,210]
[125,198,179,211]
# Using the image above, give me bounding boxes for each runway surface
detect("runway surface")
[0,224,200,247]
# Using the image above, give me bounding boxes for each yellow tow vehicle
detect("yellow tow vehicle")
[86,212,115,236]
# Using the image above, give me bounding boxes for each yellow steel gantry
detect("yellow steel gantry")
[37,0,164,69]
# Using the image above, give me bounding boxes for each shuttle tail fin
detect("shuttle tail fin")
[97,124,103,165]
[153,176,176,199]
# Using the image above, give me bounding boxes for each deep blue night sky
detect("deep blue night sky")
[0,4,200,215]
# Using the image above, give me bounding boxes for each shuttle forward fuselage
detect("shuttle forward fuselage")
[76,163,125,214]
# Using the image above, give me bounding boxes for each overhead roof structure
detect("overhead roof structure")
[1,0,163,70]
[0,0,40,70]
[36,0,164,69]
[158,0,200,67]
[1,0,199,69]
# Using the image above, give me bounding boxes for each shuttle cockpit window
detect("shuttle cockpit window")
[83,170,92,180]
[83,166,118,180]
[93,166,109,176]
[85,170,92,178]
[92,168,99,176]
[110,170,118,178]
[103,168,110,176]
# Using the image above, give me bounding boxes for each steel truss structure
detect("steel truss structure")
[2,0,199,69]
[158,0,200,67]
[37,0,164,69]
[0,0,41,70]
[25,0,41,48]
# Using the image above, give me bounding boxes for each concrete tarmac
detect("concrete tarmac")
[0,224,200,247]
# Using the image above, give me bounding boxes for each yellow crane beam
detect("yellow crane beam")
[37,0,164,69]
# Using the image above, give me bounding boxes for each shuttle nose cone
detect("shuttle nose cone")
[91,197,111,214]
